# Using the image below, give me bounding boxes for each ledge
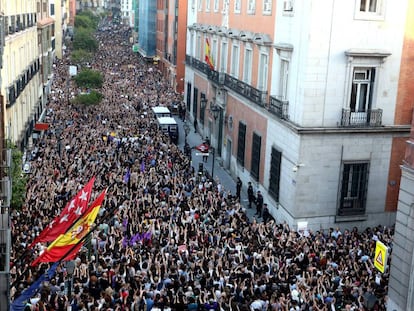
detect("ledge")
[335,214,368,223]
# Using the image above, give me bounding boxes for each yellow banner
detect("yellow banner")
[374,240,388,273]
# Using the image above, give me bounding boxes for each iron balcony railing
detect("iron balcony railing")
[223,74,267,107]
[186,55,266,107]
[269,95,289,120]
[340,108,383,127]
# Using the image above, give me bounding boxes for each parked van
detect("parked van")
[152,106,172,118]
[157,116,179,143]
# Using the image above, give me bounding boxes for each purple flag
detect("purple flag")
[140,161,145,173]
[123,167,130,183]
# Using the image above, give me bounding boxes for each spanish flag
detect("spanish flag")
[205,37,214,70]
[31,190,106,266]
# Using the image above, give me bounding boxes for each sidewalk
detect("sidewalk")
[174,116,261,222]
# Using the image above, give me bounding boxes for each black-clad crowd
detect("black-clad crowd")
[10,22,393,311]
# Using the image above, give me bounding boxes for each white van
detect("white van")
[157,117,179,144]
[152,106,172,118]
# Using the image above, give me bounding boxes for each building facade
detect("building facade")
[387,0,414,309]
[1,0,42,149]
[156,0,188,94]
[185,0,412,231]
[137,0,156,59]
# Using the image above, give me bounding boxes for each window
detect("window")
[263,0,272,13]
[237,122,246,167]
[283,0,294,12]
[230,44,240,77]
[50,3,55,15]
[214,0,219,11]
[198,0,202,11]
[350,68,375,113]
[243,48,252,84]
[251,133,261,180]
[258,53,268,91]
[339,162,369,215]
[247,0,255,13]
[269,147,281,202]
[279,59,289,100]
[234,0,241,13]
[355,0,384,20]
[196,35,202,60]
[206,0,210,11]
[212,39,218,68]
[220,41,228,73]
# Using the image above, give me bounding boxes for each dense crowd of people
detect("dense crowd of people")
[9,21,394,311]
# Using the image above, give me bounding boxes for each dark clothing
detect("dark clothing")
[247,184,254,208]
[255,193,263,217]
[194,118,198,133]
[236,178,242,201]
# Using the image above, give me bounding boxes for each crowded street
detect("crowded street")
[9,22,393,311]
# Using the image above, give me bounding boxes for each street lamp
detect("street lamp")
[209,102,220,121]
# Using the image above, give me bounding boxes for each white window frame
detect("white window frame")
[190,31,195,57]
[214,0,219,12]
[279,59,289,100]
[206,0,211,12]
[283,0,294,14]
[243,46,253,84]
[212,38,218,70]
[354,0,385,20]
[220,40,228,73]
[234,0,241,13]
[198,0,202,11]
[247,0,256,14]
[263,0,272,14]
[350,68,375,113]
[258,51,269,91]
[230,43,240,77]
[197,34,202,60]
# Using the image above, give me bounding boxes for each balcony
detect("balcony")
[340,108,383,127]
[192,57,211,76]
[223,74,266,107]
[269,96,289,120]
[186,54,266,107]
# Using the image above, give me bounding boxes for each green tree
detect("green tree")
[74,15,96,30]
[72,28,98,52]
[71,49,93,66]
[72,90,103,106]
[77,10,100,29]
[10,145,27,210]
[73,69,103,89]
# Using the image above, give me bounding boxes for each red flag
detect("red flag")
[28,177,95,248]
[31,189,106,266]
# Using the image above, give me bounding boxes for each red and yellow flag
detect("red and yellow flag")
[205,37,214,70]
[31,190,106,266]
[29,177,96,248]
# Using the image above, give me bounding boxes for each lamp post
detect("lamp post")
[65,260,76,302]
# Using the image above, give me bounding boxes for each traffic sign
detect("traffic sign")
[374,240,388,273]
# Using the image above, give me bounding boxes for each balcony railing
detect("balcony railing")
[186,55,266,107]
[223,74,266,107]
[340,108,383,127]
[269,96,289,120]
[192,57,211,76]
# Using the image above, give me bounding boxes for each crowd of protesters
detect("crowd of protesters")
[9,21,394,311]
